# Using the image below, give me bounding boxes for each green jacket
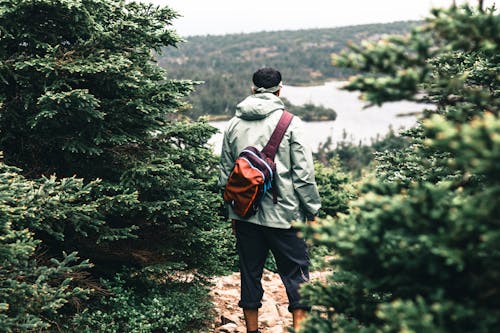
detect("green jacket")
[218,92,321,229]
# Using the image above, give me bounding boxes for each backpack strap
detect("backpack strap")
[261,110,294,161]
[261,110,294,204]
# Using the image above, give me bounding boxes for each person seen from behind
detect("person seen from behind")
[219,67,321,332]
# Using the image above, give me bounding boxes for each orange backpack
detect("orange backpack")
[223,111,294,217]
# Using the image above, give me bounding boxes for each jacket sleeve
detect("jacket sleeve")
[289,118,321,219]
[218,127,235,191]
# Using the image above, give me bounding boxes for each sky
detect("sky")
[146,0,496,36]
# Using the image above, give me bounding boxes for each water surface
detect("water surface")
[209,81,429,153]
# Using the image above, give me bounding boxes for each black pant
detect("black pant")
[235,221,311,312]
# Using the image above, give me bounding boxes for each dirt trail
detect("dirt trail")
[208,270,327,333]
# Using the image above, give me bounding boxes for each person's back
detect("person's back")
[219,67,321,333]
[219,69,320,229]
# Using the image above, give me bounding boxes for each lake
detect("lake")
[208,81,430,153]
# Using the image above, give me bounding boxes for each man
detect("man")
[219,67,321,332]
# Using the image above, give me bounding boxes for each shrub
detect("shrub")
[0,159,93,331]
[300,4,500,332]
[72,275,213,333]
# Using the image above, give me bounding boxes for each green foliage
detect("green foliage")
[314,161,357,219]
[0,159,92,332]
[0,154,138,244]
[0,0,235,331]
[71,275,213,333]
[158,22,418,118]
[300,4,500,333]
[290,159,357,274]
[423,112,499,180]
[0,0,189,178]
[316,128,410,178]
[0,0,232,269]
[333,5,499,110]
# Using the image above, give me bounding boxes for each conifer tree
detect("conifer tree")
[0,158,98,331]
[300,4,499,332]
[0,0,232,330]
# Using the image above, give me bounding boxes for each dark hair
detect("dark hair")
[252,67,282,88]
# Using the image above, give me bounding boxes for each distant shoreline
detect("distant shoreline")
[204,114,233,121]
[283,78,350,88]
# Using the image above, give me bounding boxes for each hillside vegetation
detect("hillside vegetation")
[158,21,419,119]
[1,1,498,332]
[0,1,234,331]
[300,4,500,332]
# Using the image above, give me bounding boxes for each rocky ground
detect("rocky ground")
[208,270,328,333]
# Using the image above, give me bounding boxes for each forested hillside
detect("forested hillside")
[158,21,419,118]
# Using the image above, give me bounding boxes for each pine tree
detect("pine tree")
[300,4,499,332]
[0,0,232,330]
[0,157,95,331]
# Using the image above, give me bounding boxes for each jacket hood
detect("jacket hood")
[235,93,285,120]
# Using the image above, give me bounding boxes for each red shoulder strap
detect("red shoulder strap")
[261,110,294,160]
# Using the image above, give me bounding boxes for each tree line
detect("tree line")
[158,21,418,119]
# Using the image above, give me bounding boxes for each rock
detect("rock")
[277,304,289,318]
[260,318,278,328]
[267,325,285,333]
[220,313,240,326]
[220,288,240,298]
[259,313,279,328]
[261,300,280,317]
[262,271,274,281]
[222,275,239,287]
[216,323,238,333]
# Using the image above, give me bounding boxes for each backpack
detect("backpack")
[223,111,294,218]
